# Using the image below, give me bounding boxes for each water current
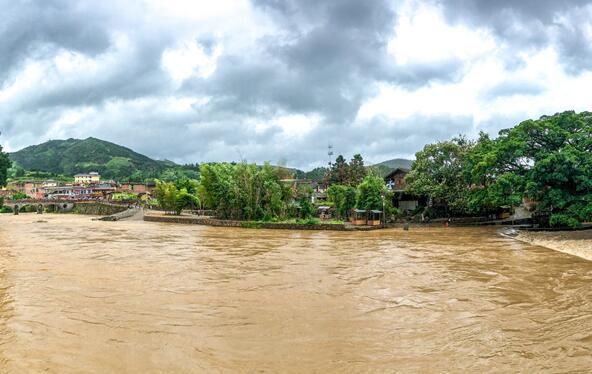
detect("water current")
[0,214,590,373]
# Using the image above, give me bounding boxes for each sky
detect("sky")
[1,0,592,170]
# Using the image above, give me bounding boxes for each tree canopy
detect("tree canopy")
[154,179,201,215]
[326,154,368,186]
[406,111,592,227]
[198,162,294,221]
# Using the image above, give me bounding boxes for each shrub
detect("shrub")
[240,221,262,229]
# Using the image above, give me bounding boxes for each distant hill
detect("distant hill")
[8,137,413,182]
[9,137,197,182]
[291,159,413,181]
[370,158,413,177]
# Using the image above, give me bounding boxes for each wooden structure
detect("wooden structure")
[367,210,382,226]
[350,209,383,226]
[350,209,368,225]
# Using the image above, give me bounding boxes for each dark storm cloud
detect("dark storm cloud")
[184,0,462,126]
[2,0,592,169]
[438,0,592,73]
[185,0,396,124]
[0,0,179,137]
[0,0,111,83]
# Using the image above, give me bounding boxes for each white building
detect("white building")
[74,172,100,185]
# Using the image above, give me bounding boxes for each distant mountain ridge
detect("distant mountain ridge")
[372,158,413,170]
[9,137,181,182]
[9,137,413,181]
[370,158,413,177]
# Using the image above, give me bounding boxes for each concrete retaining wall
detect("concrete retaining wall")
[142,214,381,231]
[73,202,128,216]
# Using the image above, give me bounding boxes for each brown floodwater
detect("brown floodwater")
[0,214,590,373]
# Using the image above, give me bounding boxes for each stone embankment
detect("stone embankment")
[72,202,129,216]
[143,213,383,231]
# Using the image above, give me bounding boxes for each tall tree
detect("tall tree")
[0,141,11,188]
[348,154,367,186]
[405,136,474,215]
[357,175,385,211]
[328,155,349,185]
[479,111,592,227]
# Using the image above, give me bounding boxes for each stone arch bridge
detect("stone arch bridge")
[11,199,75,214]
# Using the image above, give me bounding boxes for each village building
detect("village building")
[118,182,155,196]
[42,180,58,188]
[45,183,116,200]
[7,180,45,199]
[384,168,423,212]
[74,172,101,185]
[311,182,328,203]
[44,186,75,199]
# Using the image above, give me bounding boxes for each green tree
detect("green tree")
[327,185,357,219]
[348,154,367,186]
[357,175,385,211]
[198,162,292,221]
[406,136,474,215]
[0,142,11,187]
[154,180,200,215]
[412,111,592,227]
[328,155,349,185]
[304,167,328,182]
[10,192,28,201]
[464,132,525,213]
[483,111,592,227]
[296,185,315,219]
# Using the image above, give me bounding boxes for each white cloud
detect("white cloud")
[162,41,221,83]
[2,0,592,168]
[388,3,496,66]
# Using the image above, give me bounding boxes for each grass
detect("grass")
[239,217,345,228]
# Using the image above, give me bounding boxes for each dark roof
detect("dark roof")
[384,167,410,180]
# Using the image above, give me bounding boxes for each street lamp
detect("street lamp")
[381,192,385,227]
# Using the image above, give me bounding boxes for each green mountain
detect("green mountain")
[8,137,413,183]
[370,158,413,177]
[9,137,197,182]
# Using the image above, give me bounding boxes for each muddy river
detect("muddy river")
[0,214,590,373]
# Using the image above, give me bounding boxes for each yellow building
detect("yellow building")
[74,172,100,185]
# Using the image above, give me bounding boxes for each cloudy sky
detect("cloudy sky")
[1,0,592,169]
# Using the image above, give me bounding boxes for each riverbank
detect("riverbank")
[516,230,592,261]
[144,211,384,231]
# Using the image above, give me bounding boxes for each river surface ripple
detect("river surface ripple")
[0,214,590,373]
